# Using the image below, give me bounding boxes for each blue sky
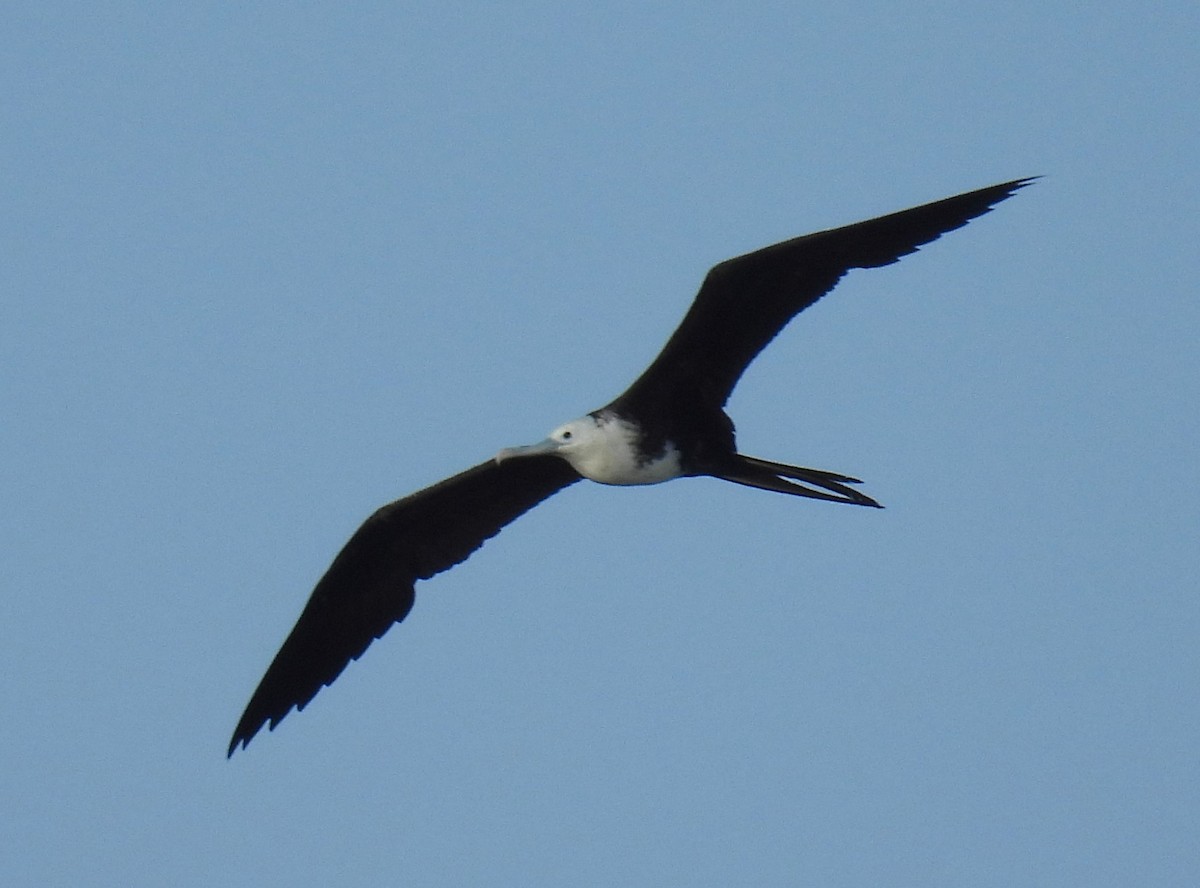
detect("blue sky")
[4,2,1198,885]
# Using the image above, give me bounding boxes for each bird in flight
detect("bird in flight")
[228,178,1033,755]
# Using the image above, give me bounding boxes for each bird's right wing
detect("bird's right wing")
[228,455,582,755]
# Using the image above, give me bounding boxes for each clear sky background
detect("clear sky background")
[4,3,1198,886]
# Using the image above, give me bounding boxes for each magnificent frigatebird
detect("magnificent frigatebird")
[228,178,1032,755]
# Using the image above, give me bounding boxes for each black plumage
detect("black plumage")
[229,178,1033,755]
[229,456,581,755]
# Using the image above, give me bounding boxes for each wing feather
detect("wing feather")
[620,178,1035,409]
[228,455,581,755]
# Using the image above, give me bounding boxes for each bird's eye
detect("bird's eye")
[561,430,573,440]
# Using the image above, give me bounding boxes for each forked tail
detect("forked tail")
[714,454,882,508]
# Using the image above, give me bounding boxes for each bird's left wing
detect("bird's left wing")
[618,178,1034,410]
[228,455,581,755]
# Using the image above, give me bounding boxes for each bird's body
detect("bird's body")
[229,178,1034,755]
[498,411,685,486]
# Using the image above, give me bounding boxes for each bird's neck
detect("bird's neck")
[567,411,683,486]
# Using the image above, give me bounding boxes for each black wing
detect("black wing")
[619,178,1035,409]
[228,455,581,755]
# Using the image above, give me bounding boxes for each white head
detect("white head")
[495,412,681,486]
[495,415,607,472]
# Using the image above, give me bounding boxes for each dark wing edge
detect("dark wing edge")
[619,177,1037,409]
[227,455,582,756]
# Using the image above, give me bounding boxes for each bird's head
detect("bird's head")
[496,411,680,486]
[494,415,603,467]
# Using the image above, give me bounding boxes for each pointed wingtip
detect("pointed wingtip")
[227,730,250,759]
[971,176,1039,210]
[999,175,1041,197]
[227,713,269,758]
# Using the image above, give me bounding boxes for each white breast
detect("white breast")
[562,413,683,486]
